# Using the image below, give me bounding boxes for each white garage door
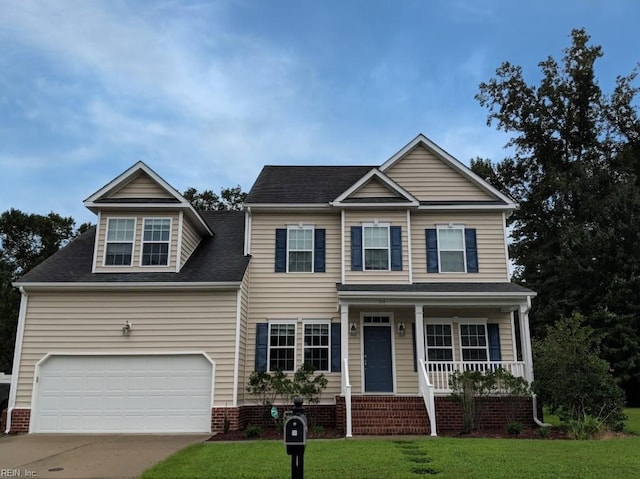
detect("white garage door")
[32,354,213,433]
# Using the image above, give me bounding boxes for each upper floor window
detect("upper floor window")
[351,225,402,271]
[288,227,313,272]
[105,218,135,266]
[363,225,389,270]
[426,227,478,273]
[275,227,325,273]
[303,322,330,371]
[142,218,171,266]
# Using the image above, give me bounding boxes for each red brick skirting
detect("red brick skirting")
[336,395,535,435]
[212,404,337,433]
[7,408,30,434]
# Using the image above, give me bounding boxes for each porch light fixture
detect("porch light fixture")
[122,321,132,336]
[349,322,358,336]
[397,322,406,337]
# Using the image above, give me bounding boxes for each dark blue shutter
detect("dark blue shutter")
[331,323,341,372]
[412,323,417,372]
[426,229,439,273]
[351,226,363,271]
[275,229,287,272]
[390,226,402,271]
[314,229,326,272]
[465,228,479,273]
[487,323,501,361]
[255,323,269,372]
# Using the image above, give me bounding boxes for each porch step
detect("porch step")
[350,396,431,435]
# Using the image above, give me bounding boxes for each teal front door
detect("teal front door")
[364,326,393,392]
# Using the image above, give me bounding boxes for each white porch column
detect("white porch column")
[519,298,534,384]
[340,303,349,393]
[415,304,425,368]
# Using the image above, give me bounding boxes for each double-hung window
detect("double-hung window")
[288,227,313,272]
[269,323,296,371]
[438,226,465,272]
[105,218,135,266]
[459,323,488,361]
[303,322,330,371]
[363,224,389,270]
[141,218,171,266]
[425,324,454,361]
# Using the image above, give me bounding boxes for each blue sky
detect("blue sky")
[1,0,638,225]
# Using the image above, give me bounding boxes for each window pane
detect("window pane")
[289,251,312,272]
[142,243,169,265]
[440,251,465,272]
[269,324,296,371]
[144,219,170,241]
[439,229,463,249]
[105,243,132,265]
[107,219,135,242]
[365,249,388,270]
[303,323,329,371]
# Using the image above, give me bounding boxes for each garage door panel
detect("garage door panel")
[33,354,213,433]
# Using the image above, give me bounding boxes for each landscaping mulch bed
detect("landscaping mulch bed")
[208,426,344,442]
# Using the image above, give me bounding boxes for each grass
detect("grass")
[142,427,640,479]
[624,407,640,435]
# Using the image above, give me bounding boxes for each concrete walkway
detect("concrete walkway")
[0,434,208,479]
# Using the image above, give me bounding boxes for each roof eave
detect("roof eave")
[14,281,242,291]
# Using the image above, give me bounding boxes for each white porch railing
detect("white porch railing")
[418,359,437,437]
[426,361,526,393]
[342,358,352,438]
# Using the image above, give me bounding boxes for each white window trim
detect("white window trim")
[362,222,390,271]
[268,320,297,372]
[436,224,467,273]
[103,217,137,267]
[302,319,331,373]
[424,319,455,362]
[139,217,172,267]
[287,225,315,273]
[457,318,490,362]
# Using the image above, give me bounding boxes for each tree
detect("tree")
[0,209,83,372]
[183,186,246,211]
[474,28,640,404]
[532,314,626,430]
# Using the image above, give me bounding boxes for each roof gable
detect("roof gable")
[84,161,212,235]
[380,134,516,207]
[332,169,419,207]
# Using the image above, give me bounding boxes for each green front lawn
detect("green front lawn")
[142,434,640,479]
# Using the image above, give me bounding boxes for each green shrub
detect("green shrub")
[533,313,627,431]
[244,424,262,439]
[538,426,550,438]
[567,415,603,440]
[506,422,525,435]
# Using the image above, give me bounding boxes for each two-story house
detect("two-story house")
[5,134,536,436]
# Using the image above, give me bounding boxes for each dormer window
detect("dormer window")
[105,218,135,266]
[141,218,171,266]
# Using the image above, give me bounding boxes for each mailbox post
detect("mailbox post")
[284,397,307,479]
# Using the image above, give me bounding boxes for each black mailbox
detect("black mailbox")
[284,415,306,446]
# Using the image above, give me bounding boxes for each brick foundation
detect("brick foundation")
[336,395,535,435]
[7,408,30,434]
[212,404,337,433]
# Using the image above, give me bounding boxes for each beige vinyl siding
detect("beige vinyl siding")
[412,211,509,282]
[351,180,398,198]
[94,210,179,273]
[344,210,409,284]
[244,212,342,404]
[385,145,494,201]
[236,271,250,405]
[109,173,173,199]
[180,216,201,268]
[17,290,239,408]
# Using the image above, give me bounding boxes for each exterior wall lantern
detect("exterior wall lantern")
[122,321,132,336]
[397,322,406,337]
[349,322,358,336]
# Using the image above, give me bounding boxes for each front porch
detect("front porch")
[336,282,537,436]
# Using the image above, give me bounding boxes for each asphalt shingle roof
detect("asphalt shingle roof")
[245,165,374,204]
[18,210,249,284]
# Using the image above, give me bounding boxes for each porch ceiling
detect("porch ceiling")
[336,282,536,307]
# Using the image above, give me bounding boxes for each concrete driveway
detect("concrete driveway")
[0,434,209,479]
